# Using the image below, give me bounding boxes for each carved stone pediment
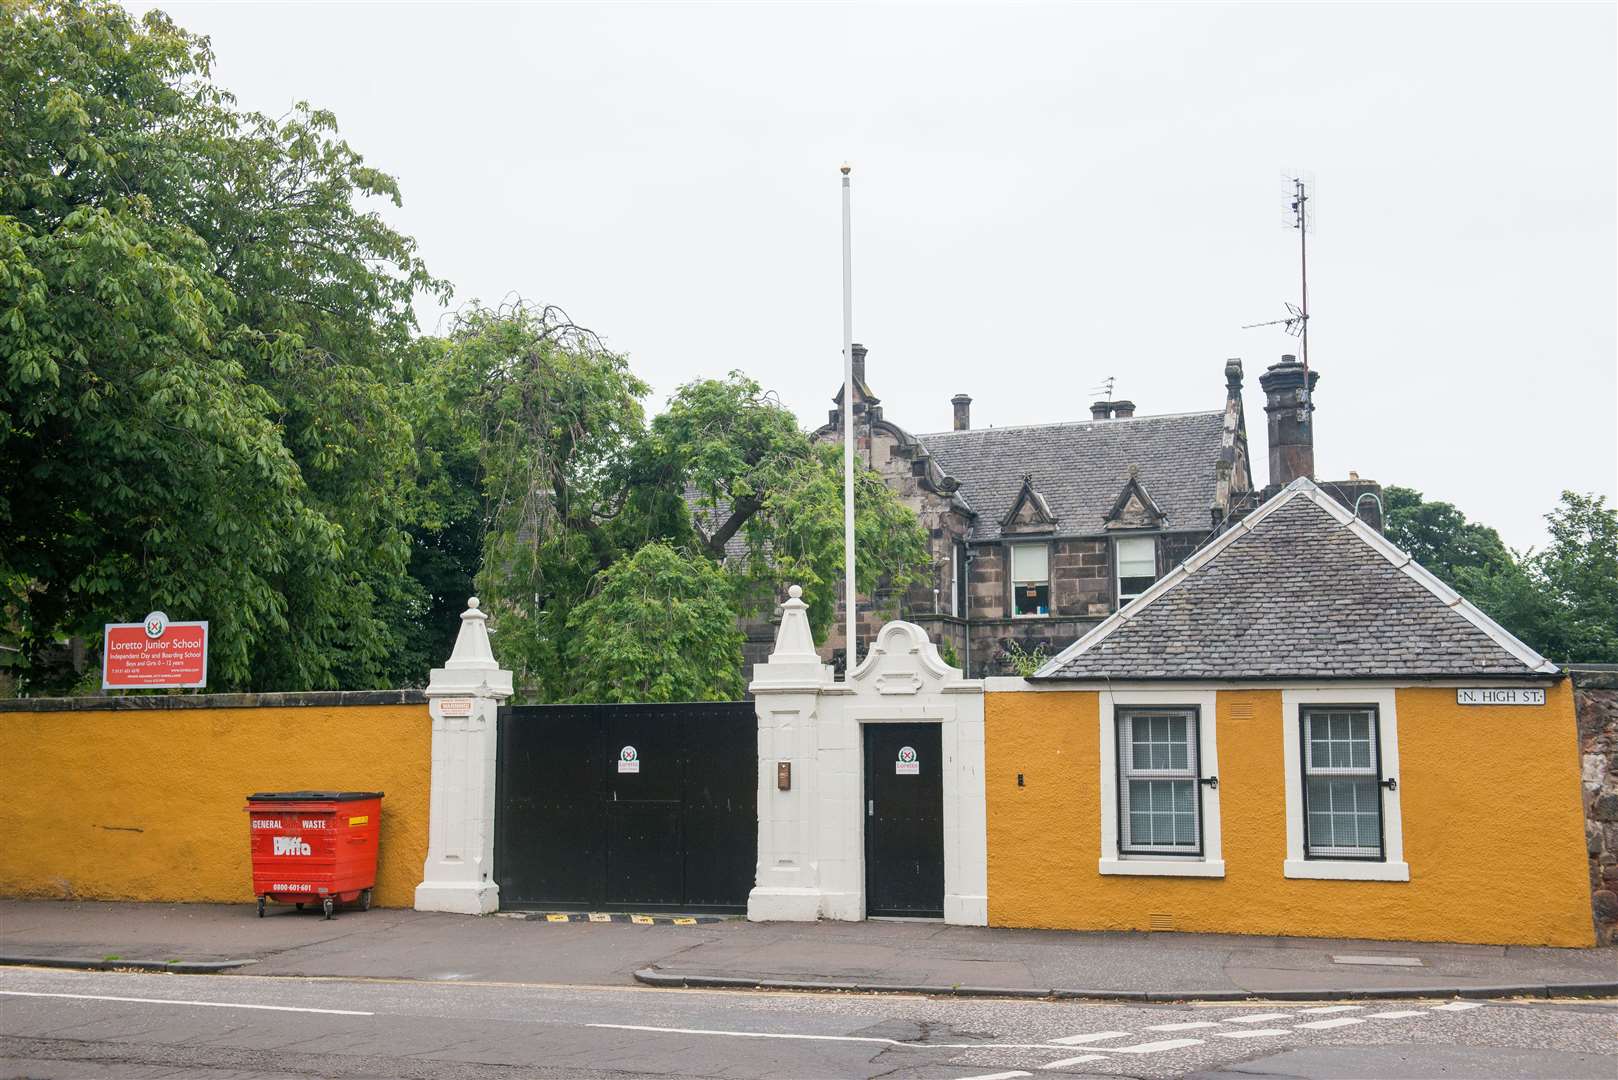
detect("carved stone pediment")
[1104,469,1167,530]
[1000,474,1057,534]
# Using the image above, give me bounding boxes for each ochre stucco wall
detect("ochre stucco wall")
[985,682,1593,946]
[0,704,430,907]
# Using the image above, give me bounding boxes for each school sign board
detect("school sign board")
[102,611,208,689]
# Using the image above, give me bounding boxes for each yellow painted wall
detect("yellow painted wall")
[0,704,430,907]
[986,682,1594,946]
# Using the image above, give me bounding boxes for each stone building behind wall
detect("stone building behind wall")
[803,345,1382,676]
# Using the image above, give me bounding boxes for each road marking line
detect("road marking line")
[1295,1017,1365,1030]
[1052,1030,1132,1045]
[1432,1001,1483,1012]
[1146,1021,1219,1031]
[586,1024,1077,1051]
[1366,1010,1428,1019]
[1094,1038,1205,1054]
[1041,1055,1107,1069]
[956,1073,1030,1080]
[1215,1028,1290,1039]
[1222,1012,1292,1023]
[0,990,372,1017]
[1296,1005,1363,1014]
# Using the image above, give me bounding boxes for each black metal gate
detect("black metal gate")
[495,701,756,912]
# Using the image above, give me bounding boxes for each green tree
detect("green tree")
[416,316,932,701]
[563,542,745,703]
[407,301,650,699]
[627,372,932,642]
[1460,493,1618,665]
[1,1,443,691]
[1382,486,1513,589]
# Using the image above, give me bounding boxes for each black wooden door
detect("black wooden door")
[863,722,944,918]
[496,702,756,912]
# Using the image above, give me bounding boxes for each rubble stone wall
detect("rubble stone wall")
[1572,667,1618,945]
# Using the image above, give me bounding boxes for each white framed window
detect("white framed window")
[1099,689,1224,877]
[1010,543,1050,617]
[1116,535,1157,605]
[1283,688,1408,881]
[1117,708,1203,856]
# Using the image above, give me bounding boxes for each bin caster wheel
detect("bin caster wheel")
[322,898,334,920]
[359,888,372,912]
[256,897,265,918]
[295,903,305,911]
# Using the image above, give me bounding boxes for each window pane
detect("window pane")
[1306,777,1382,857]
[1013,582,1049,616]
[1011,543,1048,583]
[1117,536,1155,577]
[1118,712,1201,854]
[1302,707,1382,859]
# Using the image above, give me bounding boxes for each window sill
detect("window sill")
[1099,857,1225,878]
[1284,858,1409,882]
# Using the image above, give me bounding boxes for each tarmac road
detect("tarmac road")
[1,965,1614,1079]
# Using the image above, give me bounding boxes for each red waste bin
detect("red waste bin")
[245,791,382,919]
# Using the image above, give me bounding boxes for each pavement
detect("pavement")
[1,900,1613,1000]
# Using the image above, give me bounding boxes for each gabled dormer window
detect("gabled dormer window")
[1116,536,1157,605]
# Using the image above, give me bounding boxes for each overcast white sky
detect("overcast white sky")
[132,1,1616,551]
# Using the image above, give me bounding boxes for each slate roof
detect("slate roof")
[1036,480,1557,681]
[917,411,1226,540]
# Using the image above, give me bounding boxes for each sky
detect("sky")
[129,1,1617,552]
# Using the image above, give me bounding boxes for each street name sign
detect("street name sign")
[1456,687,1545,706]
[102,611,208,689]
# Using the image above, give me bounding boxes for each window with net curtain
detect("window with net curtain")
[1116,707,1202,855]
[1010,543,1049,617]
[1301,707,1384,860]
[1116,535,1157,604]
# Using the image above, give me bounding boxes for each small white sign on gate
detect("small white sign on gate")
[438,697,474,717]
[895,745,920,775]
[618,745,640,773]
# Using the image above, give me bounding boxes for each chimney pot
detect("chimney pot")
[950,393,972,431]
[1090,400,1113,421]
[1111,399,1136,419]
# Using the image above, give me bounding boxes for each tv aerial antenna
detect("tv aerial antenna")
[1090,376,1117,403]
[1243,172,1315,418]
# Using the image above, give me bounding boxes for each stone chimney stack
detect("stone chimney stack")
[1090,400,1113,421]
[1111,400,1135,419]
[850,342,867,385]
[1258,354,1318,487]
[951,394,972,431]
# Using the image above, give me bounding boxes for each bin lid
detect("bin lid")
[246,791,383,802]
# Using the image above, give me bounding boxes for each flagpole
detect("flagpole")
[840,163,857,674]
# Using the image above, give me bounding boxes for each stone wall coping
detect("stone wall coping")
[0,689,427,713]
[1570,665,1618,690]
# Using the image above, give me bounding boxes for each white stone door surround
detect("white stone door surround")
[748,587,987,925]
